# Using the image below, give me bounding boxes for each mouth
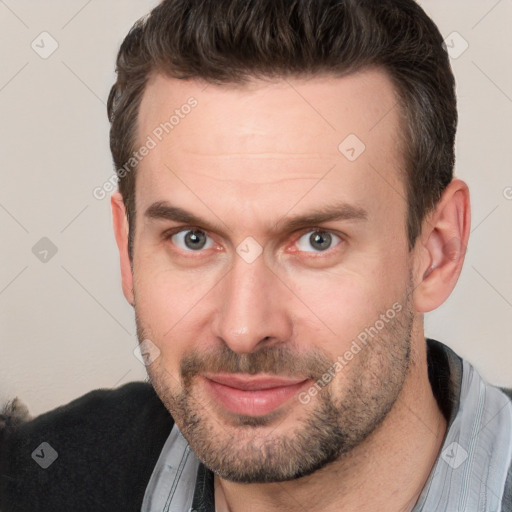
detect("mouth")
[201,373,311,417]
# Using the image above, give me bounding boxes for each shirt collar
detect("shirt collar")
[412,340,512,511]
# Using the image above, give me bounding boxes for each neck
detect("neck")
[214,335,447,512]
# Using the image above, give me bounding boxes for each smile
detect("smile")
[201,373,311,417]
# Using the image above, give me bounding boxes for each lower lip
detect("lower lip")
[202,377,310,417]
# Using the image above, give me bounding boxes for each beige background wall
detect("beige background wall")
[0,0,511,417]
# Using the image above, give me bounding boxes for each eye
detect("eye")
[169,229,215,252]
[295,230,342,253]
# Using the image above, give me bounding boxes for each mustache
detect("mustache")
[180,343,334,385]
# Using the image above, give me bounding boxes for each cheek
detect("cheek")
[285,264,399,344]
[284,264,410,388]
[134,270,199,385]
[133,252,225,356]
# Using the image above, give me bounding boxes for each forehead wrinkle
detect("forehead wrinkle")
[166,151,340,158]
[168,172,328,186]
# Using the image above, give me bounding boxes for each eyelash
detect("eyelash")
[162,226,344,256]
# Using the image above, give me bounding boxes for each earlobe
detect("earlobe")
[413,179,471,313]
[111,191,135,306]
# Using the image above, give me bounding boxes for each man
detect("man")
[1,0,511,510]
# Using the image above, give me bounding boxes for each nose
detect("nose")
[212,251,293,354]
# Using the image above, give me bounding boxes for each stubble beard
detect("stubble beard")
[136,286,414,483]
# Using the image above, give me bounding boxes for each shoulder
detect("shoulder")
[0,381,174,512]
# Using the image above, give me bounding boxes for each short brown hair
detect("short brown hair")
[107,0,457,259]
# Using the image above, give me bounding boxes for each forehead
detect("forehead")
[137,68,402,156]
[134,69,406,235]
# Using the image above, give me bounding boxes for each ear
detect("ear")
[412,178,471,313]
[111,191,135,306]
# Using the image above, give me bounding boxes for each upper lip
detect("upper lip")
[203,373,308,391]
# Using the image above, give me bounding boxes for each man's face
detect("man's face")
[130,69,417,482]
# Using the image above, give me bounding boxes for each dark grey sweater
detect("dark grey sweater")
[0,381,173,511]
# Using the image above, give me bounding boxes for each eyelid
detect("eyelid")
[294,226,344,238]
[162,225,205,239]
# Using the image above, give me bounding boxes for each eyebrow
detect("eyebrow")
[144,200,368,236]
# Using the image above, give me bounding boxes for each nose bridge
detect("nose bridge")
[214,252,291,353]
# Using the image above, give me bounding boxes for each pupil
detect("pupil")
[185,230,206,250]
[310,232,331,251]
